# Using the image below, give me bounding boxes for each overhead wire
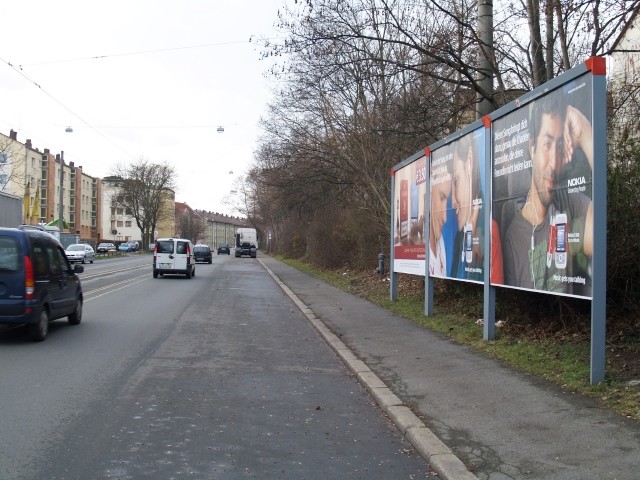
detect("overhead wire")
[17,39,253,68]
[1,55,139,161]
[1,36,273,160]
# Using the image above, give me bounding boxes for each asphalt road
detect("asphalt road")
[0,253,437,479]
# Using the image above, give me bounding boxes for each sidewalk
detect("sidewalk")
[259,256,640,480]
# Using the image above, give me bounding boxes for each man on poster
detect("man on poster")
[503,95,593,295]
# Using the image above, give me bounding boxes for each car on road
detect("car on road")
[96,242,116,254]
[153,237,196,279]
[0,227,84,341]
[217,243,230,255]
[193,244,213,264]
[65,244,95,264]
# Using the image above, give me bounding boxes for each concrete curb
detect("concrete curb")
[260,259,479,480]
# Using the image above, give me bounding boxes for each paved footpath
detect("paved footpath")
[259,255,640,480]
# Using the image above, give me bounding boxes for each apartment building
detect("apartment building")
[100,176,143,243]
[610,9,639,143]
[0,130,43,225]
[1,130,100,238]
[197,210,247,249]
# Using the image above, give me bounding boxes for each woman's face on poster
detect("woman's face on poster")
[430,173,451,242]
[452,152,471,231]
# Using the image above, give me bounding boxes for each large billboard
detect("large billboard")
[392,67,596,299]
[393,155,427,275]
[429,128,486,282]
[492,75,594,298]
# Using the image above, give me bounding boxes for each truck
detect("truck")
[235,227,258,258]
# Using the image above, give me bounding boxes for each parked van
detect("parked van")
[153,238,196,279]
[0,227,84,341]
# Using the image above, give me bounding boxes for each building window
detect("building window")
[125,221,132,227]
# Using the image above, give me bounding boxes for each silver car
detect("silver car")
[65,244,95,264]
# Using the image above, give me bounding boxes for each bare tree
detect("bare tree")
[265,0,640,100]
[251,0,639,268]
[111,159,177,250]
[0,135,25,192]
[176,207,206,244]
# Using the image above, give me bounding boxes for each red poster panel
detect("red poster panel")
[393,156,427,275]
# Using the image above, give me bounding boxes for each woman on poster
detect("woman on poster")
[450,135,485,281]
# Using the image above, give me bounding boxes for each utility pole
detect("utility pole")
[477,0,494,118]
[58,151,64,232]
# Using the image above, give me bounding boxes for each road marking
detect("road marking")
[84,274,150,301]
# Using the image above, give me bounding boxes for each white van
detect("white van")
[153,238,196,279]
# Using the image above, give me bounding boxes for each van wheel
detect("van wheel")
[29,308,49,342]
[68,296,83,325]
[186,269,192,279]
[153,270,158,278]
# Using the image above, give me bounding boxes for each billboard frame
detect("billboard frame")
[389,57,607,383]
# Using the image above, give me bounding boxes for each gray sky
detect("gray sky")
[1,0,283,215]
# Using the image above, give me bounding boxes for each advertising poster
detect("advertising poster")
[393,156,427,275]
[492,74,594,298]
[429,128,486,281]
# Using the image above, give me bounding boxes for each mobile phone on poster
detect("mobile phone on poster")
[464,223,473,263]
[400,180,409,239]
[554,213,567,269]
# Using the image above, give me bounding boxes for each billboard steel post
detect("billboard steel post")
[424,148,434,316]
[482,115,496,340]
[589,57,607,384]
[389,168,398,301]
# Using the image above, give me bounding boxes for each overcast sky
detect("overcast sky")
[1,0,284,216]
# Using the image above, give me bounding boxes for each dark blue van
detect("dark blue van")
[0,227,84,341]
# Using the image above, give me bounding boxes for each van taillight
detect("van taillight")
[24,255,35,300]
[153,243,158,262]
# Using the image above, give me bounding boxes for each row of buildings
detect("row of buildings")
[0,129,247,248]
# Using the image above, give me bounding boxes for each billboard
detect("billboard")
[429,128,486,282]
[393,155,427,275]
[392,63,597,300]
[492,74,594,298]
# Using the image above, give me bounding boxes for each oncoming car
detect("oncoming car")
[65,244,95,264]
[217,243,230,255]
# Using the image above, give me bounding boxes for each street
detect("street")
[0,253,435,479]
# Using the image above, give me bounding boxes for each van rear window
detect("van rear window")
[176,241,188,254]
[0,237,20,272]
[156,241,174,254]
